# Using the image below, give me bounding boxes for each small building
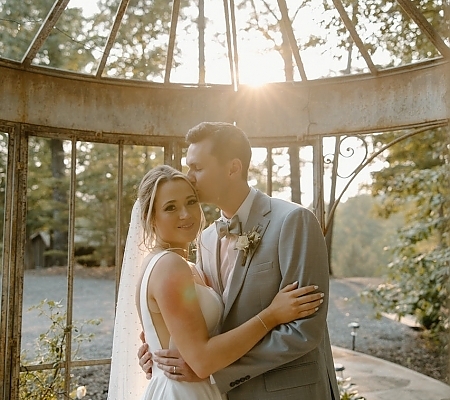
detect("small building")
[25,231,50,269]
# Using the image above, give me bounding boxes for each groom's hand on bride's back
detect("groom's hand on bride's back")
[138,331,153,380]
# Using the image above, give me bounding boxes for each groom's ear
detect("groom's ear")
[228,158,243,179]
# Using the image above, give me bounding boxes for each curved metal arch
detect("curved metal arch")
[323,122,447,236]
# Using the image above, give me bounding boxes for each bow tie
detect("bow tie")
[215,215,241,239]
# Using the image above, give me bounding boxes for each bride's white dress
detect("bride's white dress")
[140,251,226,400]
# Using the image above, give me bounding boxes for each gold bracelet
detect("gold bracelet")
[256,314,269,332]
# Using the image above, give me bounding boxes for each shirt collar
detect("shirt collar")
[220,187,257,229]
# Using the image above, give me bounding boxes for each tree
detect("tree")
[364,129,449,332]
[311,0,450,331]
[331,194,404,277]
[95,0,189,80]
[321,0,446,70]
[75,143,165,266]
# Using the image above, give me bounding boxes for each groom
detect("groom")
[139,122,339,399]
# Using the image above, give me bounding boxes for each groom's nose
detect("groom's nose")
[186,169,196,183]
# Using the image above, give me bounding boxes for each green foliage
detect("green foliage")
[314,0,450,335]
[19,299,101,399]
[0,0,96,70]
[27,138,71,249]
[75,143,165,266]
[331,195,403,277]
[0,0,55,61]
[321,0,445,68]
[364,129,450,333]
[95,0,190,80]
[364,246,449,331]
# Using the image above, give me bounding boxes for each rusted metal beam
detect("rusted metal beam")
[198,0,206,85]
[229,0,240,87]
[312,137,325,228]
[165,0,181,84]
[397,0,450,59]
[21,0,71,67]
[3,126,29,399]
[95,0,131,78]
[331,0,378,75]
[115,143,124,299]
[0,59,448,139]
[223,0,238,90]
[0,124,15,400]
[63,138,77,394]
[276,0,307,81]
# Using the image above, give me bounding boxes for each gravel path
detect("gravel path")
[328,277,414,352]
[19,270,447,399]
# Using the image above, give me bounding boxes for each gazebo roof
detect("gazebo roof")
[0,1,449,138]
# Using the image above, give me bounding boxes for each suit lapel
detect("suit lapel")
[223,191,271,319]
[215,234,224,293]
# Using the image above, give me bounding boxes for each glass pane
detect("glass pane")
[102,0,175,81]
[31,1,109,73]
[0,0,55,62]
[22,136,71,365]
[72,142,164,362]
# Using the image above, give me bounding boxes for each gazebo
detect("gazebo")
[0,1,448,398]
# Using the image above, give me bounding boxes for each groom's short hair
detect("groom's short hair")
[186,122,251,180]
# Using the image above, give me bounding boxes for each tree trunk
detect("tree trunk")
[50,138,68,266]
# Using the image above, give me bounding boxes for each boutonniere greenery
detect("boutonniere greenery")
[235,227,261,266]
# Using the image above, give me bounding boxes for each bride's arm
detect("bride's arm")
[148,252,322,380]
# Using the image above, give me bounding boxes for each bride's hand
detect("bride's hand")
[264,283,324,327]
[153,349,205,382]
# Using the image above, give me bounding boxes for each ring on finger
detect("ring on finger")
[173,366,176,374]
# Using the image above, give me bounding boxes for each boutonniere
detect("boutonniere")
[235,227,261,266]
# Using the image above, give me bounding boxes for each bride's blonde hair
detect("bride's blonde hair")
[137,165,204,250]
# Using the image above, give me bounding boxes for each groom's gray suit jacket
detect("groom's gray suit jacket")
[198,190,339,400]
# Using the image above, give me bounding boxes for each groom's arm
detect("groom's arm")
[212,206,330,393]
[137,332,153,380]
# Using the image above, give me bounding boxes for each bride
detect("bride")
[107,165,323,399]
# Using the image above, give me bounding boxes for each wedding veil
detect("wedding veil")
[108,199,149,399]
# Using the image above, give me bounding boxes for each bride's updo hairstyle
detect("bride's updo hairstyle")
[137,165,203,250]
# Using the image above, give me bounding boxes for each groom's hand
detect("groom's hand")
[153,349,204,382]
[138,332,153,380]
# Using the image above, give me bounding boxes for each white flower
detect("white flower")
[235,235,249,250]
[235,227,261,265]
[76,386,87,399]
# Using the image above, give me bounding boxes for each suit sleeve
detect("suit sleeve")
[212,206,330,393]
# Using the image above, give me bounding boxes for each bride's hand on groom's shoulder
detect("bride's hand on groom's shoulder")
[154,349,205,383]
